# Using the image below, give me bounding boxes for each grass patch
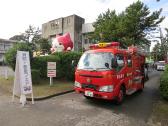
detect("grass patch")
[0,77,74,97]
[151,100,168,126]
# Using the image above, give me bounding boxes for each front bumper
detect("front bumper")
[74,87,117,100]
[157,67,165,71]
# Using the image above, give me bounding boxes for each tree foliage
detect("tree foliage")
[5,43,33,70]
[24,25,41,43]
[93,1,164,47]
[9,25,41,43]
[9,34,26,42]
[152,28,168,61]
[36,38,51,52]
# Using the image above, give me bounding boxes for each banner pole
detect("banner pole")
[31,92,34,104]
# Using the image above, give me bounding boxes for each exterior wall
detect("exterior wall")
[82,23,95,50]
[74,15,85,51]
[0,39,16,63]
[42,18,63,38]
[42,15,85,51]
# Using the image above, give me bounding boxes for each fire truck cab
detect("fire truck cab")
[74,42,147,104]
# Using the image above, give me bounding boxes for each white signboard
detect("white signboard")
[47,62,56,77]
[47,62,56,85]
[12,51,34,104]
[47,70,56,77]
[47,62,56,70]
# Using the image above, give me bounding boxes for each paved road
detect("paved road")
[0,71,161,126]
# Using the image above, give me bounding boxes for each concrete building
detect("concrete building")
[42,14,85,51]
[0,38,17,63]
[82,23,95,50]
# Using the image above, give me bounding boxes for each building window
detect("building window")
[0,44,4,50]
[84,39,88,44]
[50,20,59,30]
[4,44,11,50]
[67,18,70,24]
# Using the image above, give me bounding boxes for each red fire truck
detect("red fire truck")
[74,42,147,104]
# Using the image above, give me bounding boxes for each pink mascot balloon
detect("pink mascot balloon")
[51,33,73,53]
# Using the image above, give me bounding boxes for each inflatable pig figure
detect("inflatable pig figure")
[50,33,73,53]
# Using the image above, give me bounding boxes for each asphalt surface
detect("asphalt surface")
[0,70,161,126]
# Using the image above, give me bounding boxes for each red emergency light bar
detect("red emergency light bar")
[89,42,120,49]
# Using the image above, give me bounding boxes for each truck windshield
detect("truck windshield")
[77,52,114,71]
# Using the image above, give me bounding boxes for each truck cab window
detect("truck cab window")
[115,54,124,71]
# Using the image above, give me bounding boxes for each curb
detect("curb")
[27,90,74,101]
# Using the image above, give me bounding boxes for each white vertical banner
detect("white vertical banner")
[12,51,34,105]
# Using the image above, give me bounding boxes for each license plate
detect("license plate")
[85,91,93,97]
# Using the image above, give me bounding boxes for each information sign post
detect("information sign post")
[47,62,56,86]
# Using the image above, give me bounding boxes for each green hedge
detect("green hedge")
[5,45,82,81]
[31,69,40,84]
[31,55,61,78]
[32,52,82,81]
[160,65,168,100]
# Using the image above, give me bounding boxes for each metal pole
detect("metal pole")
[50,77,53,86]
[5,69,8,80]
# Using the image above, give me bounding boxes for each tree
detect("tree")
[24,25,41,43]
[5,43,33,70]
[152,28,168,61]
[36,38,51,52]
[9,25,41,50]
[94,9,120,42]
[9,34,27,42]
[93,1,164,47]
[152,43,162,61]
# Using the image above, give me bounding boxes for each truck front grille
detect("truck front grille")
[82,84,98,90]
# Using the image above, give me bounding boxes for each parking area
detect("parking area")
[0,71,162,126]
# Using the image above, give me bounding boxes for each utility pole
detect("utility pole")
[158,26,167,61]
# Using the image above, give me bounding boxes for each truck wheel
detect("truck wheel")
[116,86,125,105]
[84,95,93,100]
[139,79,144,92]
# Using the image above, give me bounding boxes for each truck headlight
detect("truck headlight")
[74,81,81,88]
[99,85,113,92]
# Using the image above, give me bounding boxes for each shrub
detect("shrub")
[5,43,33,70]
[32,52,82,81]
[32,55,61,78]
[31,69,40,84]
[52,52,82,80]
[160,65,168,100]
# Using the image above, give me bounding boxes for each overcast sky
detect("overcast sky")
[0,0,167,39]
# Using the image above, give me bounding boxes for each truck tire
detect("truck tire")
[139,79,145,92]
[116,86,125,105]
[84,95,93,100]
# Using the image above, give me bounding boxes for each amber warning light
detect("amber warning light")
[89,42,120,49]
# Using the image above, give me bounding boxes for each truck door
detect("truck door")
[113,54,133,92]
[114,54,126,84]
